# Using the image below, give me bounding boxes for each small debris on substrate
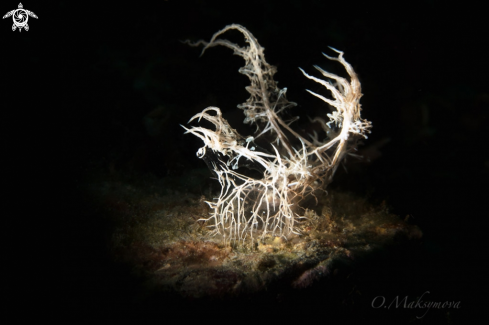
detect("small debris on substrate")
[86,170,422,301]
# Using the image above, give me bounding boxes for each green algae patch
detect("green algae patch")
[86,169,421,299]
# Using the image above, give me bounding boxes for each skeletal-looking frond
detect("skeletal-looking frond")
[185,24,299,154]
[183,26,371,245]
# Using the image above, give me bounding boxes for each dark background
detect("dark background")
[2,0,486,323]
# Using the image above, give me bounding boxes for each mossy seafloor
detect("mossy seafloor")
[86,168,422,299]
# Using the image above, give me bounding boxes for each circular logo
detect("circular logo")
[13,9,28,28]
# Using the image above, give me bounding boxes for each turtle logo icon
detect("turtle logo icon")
[3,3,37,32]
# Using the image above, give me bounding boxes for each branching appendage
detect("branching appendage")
[182,24,372,245]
